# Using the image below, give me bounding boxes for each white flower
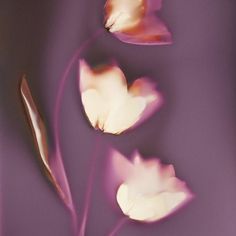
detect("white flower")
[104,0,172,45]
[110,149,193,222]
[79,60,162,134]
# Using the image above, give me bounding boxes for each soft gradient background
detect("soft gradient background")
[1,0,236,235]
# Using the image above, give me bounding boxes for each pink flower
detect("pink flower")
[110,149,193,222]
[104,0,172,45]
[79,60,162,134]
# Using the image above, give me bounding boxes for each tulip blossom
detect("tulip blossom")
[104,0,172,45]
[79,60,162,134]
[110,149,193,222]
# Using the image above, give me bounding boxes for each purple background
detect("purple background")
[1,0,236,235]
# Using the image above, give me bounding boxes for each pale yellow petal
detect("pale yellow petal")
[81,89,109,129]
[104,95,146,134]
[79,60,94,92]
[117,183,188,222]
[79,60,129,131]
[105,0,144,32]
[116,184,133,215]
[79,60,127,99]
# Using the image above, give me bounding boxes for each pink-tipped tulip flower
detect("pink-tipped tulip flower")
[79,60,162,134]
[104,0,172,45]
[110,149,193,222]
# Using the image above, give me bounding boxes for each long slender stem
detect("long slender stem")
[108,217,129,236]
[78,135,102,236]
[53,28,104,148]
[52,29,104,234]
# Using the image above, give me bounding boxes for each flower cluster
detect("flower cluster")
[20,1,193,236]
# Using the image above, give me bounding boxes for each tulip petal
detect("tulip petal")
[129,78,163,128]
[110,149,134,182]
[118,184,158,221]
[20,76,75,215]
[110,149,193,222]
[104,0,143,33]
[117,183,189,222]
[103,96,146,134]
[79,60,162,134]
[79,60,127,98]
[81,89,109,128]
[114,16,172,45]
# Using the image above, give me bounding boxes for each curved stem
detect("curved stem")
[52,28,104,234]
[78,135,102,236]
[108,217,129,236]
[53,28,104,149]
